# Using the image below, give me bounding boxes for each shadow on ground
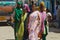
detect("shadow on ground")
[49,27,60,33]
[0,22,9,26]
[0,22,14,29]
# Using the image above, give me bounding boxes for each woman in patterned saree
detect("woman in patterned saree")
[28,4,41,40]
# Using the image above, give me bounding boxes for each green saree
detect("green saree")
[14,7,23,40]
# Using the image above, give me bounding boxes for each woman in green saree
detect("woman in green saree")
[14,1,23,40]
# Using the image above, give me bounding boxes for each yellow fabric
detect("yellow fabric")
[17,13,27,40]
[40,1,46,11]
[40,1,45,7]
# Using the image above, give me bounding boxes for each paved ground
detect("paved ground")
[0,25,60,40]
[0,26,15,40]
[46,27,60,40]
[47,32,60,40]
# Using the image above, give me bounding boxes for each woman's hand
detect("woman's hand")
[38,31,42,39]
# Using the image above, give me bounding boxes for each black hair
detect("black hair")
[46,8,50,12]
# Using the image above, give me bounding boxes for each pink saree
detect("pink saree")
[40,11,46,34]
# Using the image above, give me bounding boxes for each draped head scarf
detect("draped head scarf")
[24,4,30,12]
[40,1,46,11]
[17,1,23,5]
[40,1,45,7]
[17,1,23,8]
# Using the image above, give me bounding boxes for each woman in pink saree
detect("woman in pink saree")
[39,1,47,40]
[28,4,41,40]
